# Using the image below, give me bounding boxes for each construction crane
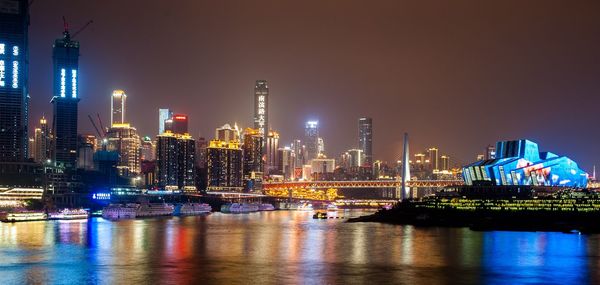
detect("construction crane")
[96,113,107,137]
[88,115,103,138]
[61,16,93,39]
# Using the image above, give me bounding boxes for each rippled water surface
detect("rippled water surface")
[0,210,596,284]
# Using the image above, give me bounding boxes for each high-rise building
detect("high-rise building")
[242,128,263,181]
[485,144,496,160]
[0,0,29,162]
[440,155,450,171]
[77,134,95,170]
[207,139,243,192]
[111,90,126,126]
[358,117,373,167]
[140,136,155,161]
[106,124,141,176]
[171,114,188,135]
[265,130,279,175]
[278,146,293,180]
[33,116,50,163]
[156,131,196,191]
[254,80,268,140]
[216,123,240,142]
[195,137,208,167]
[291,139,304,167]
[51,25,80,169]
[158,108,172,135]
[348,149,363,168]
[428,147,439,171]
[304,121,319,162]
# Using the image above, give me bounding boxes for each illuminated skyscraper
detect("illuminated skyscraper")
[171,114,188,135]
[216,123,240,142]
[106,124,141,176]
[304,121,319,162]
[51,24,80,169]
[291,139,305,167]
[348,149,363,168]
[254,80,268,140]
[77,134,96,170]
[33,116,50,163]
[156,131,196,191]
[207,139,243,192]
[440,155,450,171]
[158,108,172,135]
[428,147,439,171]
[265,130,280,175]
[140,136,155,161]
[358,117,373,167]
[0,0,29,162]
[111,90,126,126]
[401,133,410,199]
[242,128,263,181]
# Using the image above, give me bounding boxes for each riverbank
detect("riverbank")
[348,199,600,233]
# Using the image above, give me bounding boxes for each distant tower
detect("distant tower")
[0,0,29,162]
[111,90,126,126]
[401,133,411,200]
[305,121,319,162]
[358,117,373,167]
[51,23,80,169]
[254,80,269,141]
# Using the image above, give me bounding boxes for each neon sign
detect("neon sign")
[0,60,4,87]
[11,61,17,88]
[60,68,66,97]
[12,46,18,56]
[257,95,266,134]
[71,69,77,98]
[0,44,4,55]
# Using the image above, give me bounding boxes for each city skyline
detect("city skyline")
[23,0,600,170]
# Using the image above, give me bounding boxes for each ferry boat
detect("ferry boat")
[258,203,275,211]
[326,204,339,211]
[0,211,47,222]
[174,203,212,216]
[102,204,137,220]
[48,208,89,220]
[135,203,174,218]
[221,203,259,213]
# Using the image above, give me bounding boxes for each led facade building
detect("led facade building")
[207,139,243,192]
[254,80,268,140]
[51,26,80,169]
[156,131,196,191]
[463,139,588,188]
[440,155,450,171]
[171,114,188,135]
[111,90,126,126]
[358,117,372,167]
[0,0,29,162]
[428,147,439,171]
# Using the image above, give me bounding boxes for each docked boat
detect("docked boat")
[221,203,259,213]
[0,211,47,222]
[174,203,212,216]
[258,203,275,211]
[326,204,339,211]
[48,208,89,220]
[135,203,174,218]
[102,204,137,220]
[297,203,314,211]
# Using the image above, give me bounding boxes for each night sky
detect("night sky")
[27,0,600,170]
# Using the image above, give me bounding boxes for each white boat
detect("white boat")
[174,203,212,216]
[48,208,89,220]
[0,211,47,222]
[102,204,137,220]
[326,204,338,211]
[297,203,314,211]
[221,203,259,213]
[135,203,174,217]
[258,203,275,211]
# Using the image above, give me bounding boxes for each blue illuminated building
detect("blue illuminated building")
[51,25,80,169]
[463,139,588,188]
[0,0,29,162]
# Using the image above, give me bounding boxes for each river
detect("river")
[0,210,596,284]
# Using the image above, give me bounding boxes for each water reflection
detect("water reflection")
[0,211,595,284]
